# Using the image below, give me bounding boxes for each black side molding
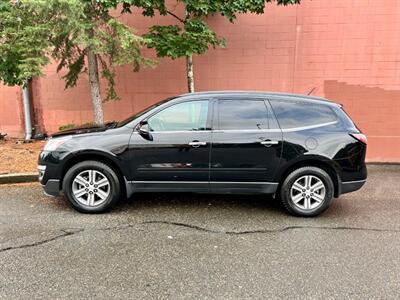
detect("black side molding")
[340,180,366,195]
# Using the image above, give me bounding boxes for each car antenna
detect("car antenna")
[307,87,316,95]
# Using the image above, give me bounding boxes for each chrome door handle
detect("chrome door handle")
[260,140,279,146]
[189,141,207,148]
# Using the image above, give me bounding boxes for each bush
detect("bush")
[59,122,97,131]
[59,124,76,131]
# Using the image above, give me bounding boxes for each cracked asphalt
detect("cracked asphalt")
[1,165,400,299]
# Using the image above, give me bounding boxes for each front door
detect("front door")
[129,99,211,192]
[210,98,282,193]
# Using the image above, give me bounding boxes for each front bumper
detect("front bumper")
[38,163,61,197]
[42,179,61,197]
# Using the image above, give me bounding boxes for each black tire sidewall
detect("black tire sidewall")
[280,167,334,217]
[62,161,121,213]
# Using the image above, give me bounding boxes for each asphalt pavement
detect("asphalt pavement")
[1,165,399,299]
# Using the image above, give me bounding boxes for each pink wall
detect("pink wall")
[1,0,400,162]
[0,85,24,137]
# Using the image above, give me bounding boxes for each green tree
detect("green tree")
[127,0,300,93]
[0,0,153,125]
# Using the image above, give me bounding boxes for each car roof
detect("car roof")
[177,91,340,107]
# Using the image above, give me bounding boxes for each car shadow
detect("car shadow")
[47,191,348,220]
[115,193,350,220]
[115,192,285,215]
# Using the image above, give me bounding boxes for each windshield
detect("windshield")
[117,97,176,127]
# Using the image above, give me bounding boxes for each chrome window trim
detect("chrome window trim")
[133,130,211,134]
[133,120,337,134]
[212,129,281,133]
[281,121,338,132]
[212,121,338,133]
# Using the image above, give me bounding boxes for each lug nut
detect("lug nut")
[94,189,97,192]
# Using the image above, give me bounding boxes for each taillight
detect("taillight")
[350,133,367,144]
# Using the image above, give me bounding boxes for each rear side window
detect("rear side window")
[336,106,360,132]
[270,100,337,129]
[218,99,269,130]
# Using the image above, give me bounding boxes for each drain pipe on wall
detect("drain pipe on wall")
[22,79,33,140]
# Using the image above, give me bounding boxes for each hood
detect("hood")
[51,122,117,138]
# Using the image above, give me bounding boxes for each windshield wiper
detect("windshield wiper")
[105,121,118,129]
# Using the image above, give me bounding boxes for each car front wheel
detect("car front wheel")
[62,160,121,213]
[280,166,334,217]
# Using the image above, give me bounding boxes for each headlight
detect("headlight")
[43,136,72,151]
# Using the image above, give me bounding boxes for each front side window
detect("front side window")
[117,97,174,127]
[218,99,269,130]
[270,100,337,129]
[148,100,209,132]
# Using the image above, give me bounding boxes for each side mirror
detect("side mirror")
[138,121,153,141]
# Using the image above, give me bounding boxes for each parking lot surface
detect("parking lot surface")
[1,165,400,299]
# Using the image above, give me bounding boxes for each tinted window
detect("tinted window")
[270,100,337,129]
[337,107,359,131]
[148,100,209,132]
[218,100,269,130]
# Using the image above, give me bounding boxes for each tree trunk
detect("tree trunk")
[87,49,104,125]
[186,55,195,93]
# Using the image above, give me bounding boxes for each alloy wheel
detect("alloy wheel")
[290,175,326,210]
[72,170,110,207]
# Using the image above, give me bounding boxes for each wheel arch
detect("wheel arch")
[60,151,127,197]
[276,157,341,198]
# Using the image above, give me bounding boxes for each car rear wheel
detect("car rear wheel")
[62,160,121,213]
[280,166,334,217]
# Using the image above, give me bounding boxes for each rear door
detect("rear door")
[210,97,283,193]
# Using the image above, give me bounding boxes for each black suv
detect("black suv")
[38,91,367,216]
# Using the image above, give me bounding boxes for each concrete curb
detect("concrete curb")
[0,173,38,184]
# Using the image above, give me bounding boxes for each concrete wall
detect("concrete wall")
[1,0,399,162]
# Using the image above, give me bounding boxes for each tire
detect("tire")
[279,166,334,217]
[62,160,121,213]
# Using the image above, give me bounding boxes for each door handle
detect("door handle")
[189,141,207,148]
[260,140,279,147]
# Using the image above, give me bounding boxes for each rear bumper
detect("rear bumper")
[41,179,61,197]
[339,179,366,195]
